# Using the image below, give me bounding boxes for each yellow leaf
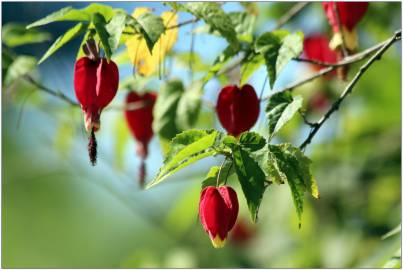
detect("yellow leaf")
[125,9,178,76]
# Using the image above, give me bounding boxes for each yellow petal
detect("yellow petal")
[329,26,358,51]
[211,235,227,248]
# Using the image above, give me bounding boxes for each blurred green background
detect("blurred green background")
[2,2,401,268]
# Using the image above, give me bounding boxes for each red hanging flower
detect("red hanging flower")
[322,2,369,51]
[199,186,239,248]
[73,43,119,166]
[124,91,157,187]
[216,84,260,137]
[303,34,339,73]
[74,57,119,132]
[322,2,369,33]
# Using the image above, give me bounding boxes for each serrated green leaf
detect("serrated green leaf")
[266,91,303,139]
[2,23,51,47]
[231,144,267,222]
[176,86,202,130]
[201,160,235,188]
[276,31,304,77]
[153,80,184,140]
[240,52,264,85]
[146,130,224,189]
[228,11,255,43]
[268,143,319,225]
[4,56,37,86]
[184,3,240,50]
[239,131,267,152]
[256,30,303,88]
[38,22,86,64]
[135,12,165,53]
[106,12,128,53]
[27,4,116,29]
[93,13,112,60]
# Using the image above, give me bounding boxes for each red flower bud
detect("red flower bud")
[124,91,157,188]
[216,84,260,137]
[74,57,119,133]
[322,2,369,32]
[303,34,338,72]
[199,186,239,248]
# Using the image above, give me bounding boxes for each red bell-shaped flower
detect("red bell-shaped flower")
[125,91,157,187]
[216,84,260,137]
[322,2,369,32]
[74,57,119,132]
[125,91,157,158]
[303,34,338,72]
[199,186,239,248]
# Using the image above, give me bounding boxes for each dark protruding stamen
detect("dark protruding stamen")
[139,159,146,189]
[88,128,97,166]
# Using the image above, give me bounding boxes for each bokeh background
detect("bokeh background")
[2,2,401,268]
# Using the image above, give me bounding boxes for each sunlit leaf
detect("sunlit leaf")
[184,3,240,50]
[268,143,319,225]
[93,13,112,60]
[153,80,184,140]
[240,52,264,85]
[266,91,303,140]
[38,22,87,64]
[256,30,303,88]
[230,143,267,222]
[146,129,224,189]
[106,12,128,53]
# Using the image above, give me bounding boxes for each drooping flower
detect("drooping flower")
[216,84,260,137]
[322,2,369,51]
[199,186,239,248]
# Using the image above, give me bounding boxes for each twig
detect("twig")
[166,18,199,30]
[274,2,309,30]
[299,30,401,150]
[23,74,79,106]
[260,32,401,101]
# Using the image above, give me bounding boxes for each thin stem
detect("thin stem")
[299,30,401,150]
[260,31,401,102]
[274,2,309,30]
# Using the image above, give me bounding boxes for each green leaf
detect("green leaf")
[268,143,319,225]
[27,6,89,29]
[153,80,184,140]
[201,160,235,188]
[38,22,86,64]
[383,248,401,268]
[2,23,51,47]
[266,91,303,139]
[93,13,112,60]
[176,85,202,130]
[106,12,128,53]
[27,4,116,29]
[239,131,267,152]
[255,30,303,88]
[80,3,116,22]
[228,11,256,43]
[184,3,240,50]
[146,130,224,189]
[231,144,267,222]
[203,45,238,84]
[135,12,165,53]
[4,56,37,86]
[240,52,264,86]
